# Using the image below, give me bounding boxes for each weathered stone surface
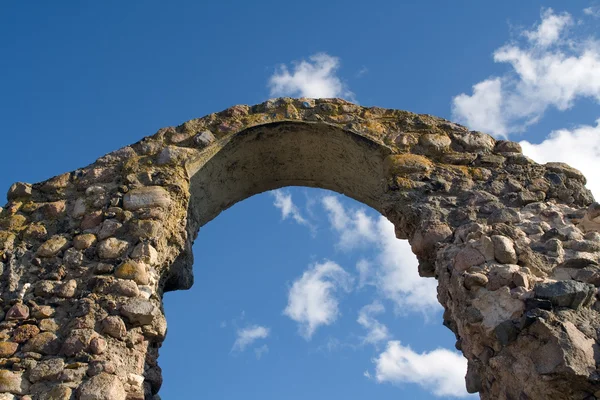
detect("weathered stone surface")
[81,211,103,231]
[111,279,140,297]
[12,324,39,343]
[54,279,77,298]
[534,280,595,309]
[73,233,96,250]
[420,133,451,153]
[494,140,522,154]
[63,247,83,266]
[97,219,122,241]
[114,260,149,285]
[42,200,66,217]
[455,131,495,152]
[0,370,29,394]
[36,236,68,257]
[97,238,128,259]
[60,329,96,357]
[78,373,126,400]
[71,198,86,218]
[491,235,518,264]
[29,358,64,382]
[194,130,215,147]
[546,162,586,182]
[101,316,127,339]
[5,303,29,320]
[22,332,60,355]
[0,231,16,253]
[7,182,32,200]
[123,186,171,211]
[120,299,156,325]
[32,305,55,319]
[89,337,107,355]
[454,247,485,272]
[464,273,488,290]
[385,154,432,174]
[42,385,72,400]
[129,219,162,239]
[39,318,59,332]
[0,341,18,357]
[131,242,159,265]
[471,287,525,330]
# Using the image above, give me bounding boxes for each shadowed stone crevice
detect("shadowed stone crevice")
[0,98,599,399]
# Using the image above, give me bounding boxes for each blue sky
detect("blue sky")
[1,1,600,398]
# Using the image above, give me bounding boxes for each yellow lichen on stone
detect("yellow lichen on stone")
[0,342,18,357]
[0,214,27,231]
[364,120,387,138]
[20,201,39,213]
[384,154,433,176]
[469,167,488,181]
[0,231,16,251]
[419,133,451,153]
[22,223,47,241]
[394,177,418,190]
[37,235,68,257]
[73,233,96,250]
[115,260,149,285]
[437,164,488,181]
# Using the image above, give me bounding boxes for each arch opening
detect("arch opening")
[164,121,399,292]
[159,187,458,399]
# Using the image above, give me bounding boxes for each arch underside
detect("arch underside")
[188,121,392,230]
[0,98,598,400]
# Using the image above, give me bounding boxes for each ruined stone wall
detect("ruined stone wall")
[0,98,599,399]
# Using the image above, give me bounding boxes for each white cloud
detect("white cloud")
[356,259,372,288]
[520,119,600,198]
[584,6,600,17]
[254,344,269,360]
[372,341,471,398]
[322,196,440,312]
[232,325,270,352]
[268,53,354,100]
[283,260,353,339]
[271,189,312,229]
[523,8,572,47]
[322,196,378,250]
[452,78,505,136]
[357,301,391,345]
[452,8,600,137]
[374,217,440,311]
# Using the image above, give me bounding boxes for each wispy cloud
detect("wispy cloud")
[584,6,600,17]
[322,196,378,250]
[321,196,440,312]
[520,119,600,198]
[232,325,270,352]
[372,341,471,398]
[452,8,600,137]
[271,190,313,231]
[254,344,269,360]
[283,260,353,339]
[268,53,355,100]
[357,301,391,346]
[356,66,369,78]
[522,8,572,47]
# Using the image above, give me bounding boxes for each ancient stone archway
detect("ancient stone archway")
[0,98,599,400]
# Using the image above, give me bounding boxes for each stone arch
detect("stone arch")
[0,98,599,400]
